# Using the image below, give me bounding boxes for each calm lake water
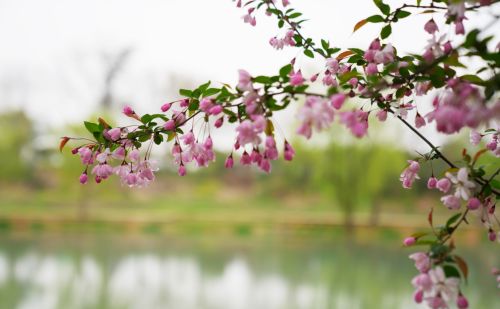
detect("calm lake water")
[0,232,498,309]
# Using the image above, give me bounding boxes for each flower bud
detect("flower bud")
[467,197,481,210]
[427,177,437,189]
[403,237,416,246]
[457,295,469,309]
[161,103,171,112]
[79,173,88,184]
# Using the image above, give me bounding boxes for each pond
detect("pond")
[0,232,498,309]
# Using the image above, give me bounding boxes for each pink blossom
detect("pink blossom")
[424,19,439,34]
[258,157,271,173]
[296,96,335,139]
[489,230,497,242]
[128,149,140,163]
[161,103,171,112]
[426,296,447,309]
[178,164,187,176]
[415,114,426,128]
[469,130,482,145]
[214,117,224,128]
[264,136,279,160]
[340,110,369,138]
[325,58,340,74]
[79,173,88,184]
[414,289,424,304]
[250,148,262,164]
[180,98,189,108]
[289,70,304,86]
[457,295,469,309]
[173,110,186,124]
[209,105,223,116]
[409,252,431,273]
[455,21,465,35]
[365,63,378,75]
[446,168,475,200]
[416,82,432,96]
[400,160,420,189]
[374,43,394,64]
[404,237,416,246]
[436,178,451,193]
[376,110,387,122]
[429,266,460,302]
[427,177,438,189]
[200,98,214,113]
[242,9,256,26]
[240,151,252,165]
[112,147,126,161]
[123,105,135,117]
[284,141,295,161]
[441,194,461,210]
[107,128,121,141]
[237,69,253,91]
[225,154,234,169]
[322,74,337,87]
[236,118,263,146]
[78,147,94,165]
[91,163,113,179]
[412,273,433,291]
[330,93,346,110]
[467,197,481,210]
[163,119,176,131]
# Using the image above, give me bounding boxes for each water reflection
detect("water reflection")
[0,236,498,309]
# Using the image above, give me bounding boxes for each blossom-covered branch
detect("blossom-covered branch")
[60,1,499,307]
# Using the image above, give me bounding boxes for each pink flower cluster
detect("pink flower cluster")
[409,253,467,309]
[426,79,500,134]
[363,39,395,76]
[296,96,335,139]
[269,29,295,50]
[400,160,420,189]
[75,145,157,188]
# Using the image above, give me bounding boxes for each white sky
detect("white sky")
[0,0,498,151]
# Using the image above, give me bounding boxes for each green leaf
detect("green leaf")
[279,64,293,78]
[321,39,329,51]
[179,89,193,97]
[288,12,302,19]
[445,213,462,228]
[153,133,163,145]
[84,121,101,134]
[253,76,272,84]
[460,74,485,85]
[380,24,392,39]
[395,10,411,19]
[203,88,220,97]
[367,15,385,23]
[373,0,390,15]
[443,265,461,278]
[188,99,199,111]
[303,49,314,58]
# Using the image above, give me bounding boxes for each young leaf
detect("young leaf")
[336,50,355,61]
[353,19,368,33]
[59,137,70,152]
[453,255,469,281]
